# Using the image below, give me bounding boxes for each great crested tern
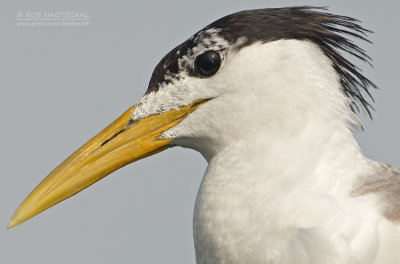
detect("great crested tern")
[9,7,400,264]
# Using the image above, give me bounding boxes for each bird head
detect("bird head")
[8,7,375,228]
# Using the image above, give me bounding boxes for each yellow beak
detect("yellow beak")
[8,99,207,229]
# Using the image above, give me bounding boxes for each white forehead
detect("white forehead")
[132,74,214,120]
[132,28,246,120]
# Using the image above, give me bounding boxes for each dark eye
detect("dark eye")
[195,50,221,77]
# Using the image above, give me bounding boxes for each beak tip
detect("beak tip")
[7,220,16,230]
[7,215,21,229]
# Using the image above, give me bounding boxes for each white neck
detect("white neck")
[193,119,371,263]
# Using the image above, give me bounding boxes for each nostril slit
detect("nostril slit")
[100,129,125,147]
[100,119,137,147]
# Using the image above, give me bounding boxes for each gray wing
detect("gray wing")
[352,162,400,223]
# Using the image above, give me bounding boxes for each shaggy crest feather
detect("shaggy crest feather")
[147,6,377,117]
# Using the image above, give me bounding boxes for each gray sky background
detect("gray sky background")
[0,1,399,263]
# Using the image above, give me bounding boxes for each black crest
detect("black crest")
[147,6,377,117]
